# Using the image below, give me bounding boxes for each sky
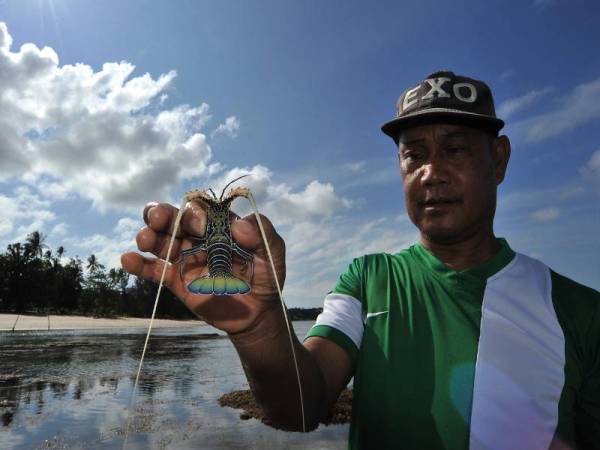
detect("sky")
[0,0,598,307]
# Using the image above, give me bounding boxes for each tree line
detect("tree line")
[0,230,194,319]
[0,230,322,320]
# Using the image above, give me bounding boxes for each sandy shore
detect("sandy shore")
[0,314,205,331]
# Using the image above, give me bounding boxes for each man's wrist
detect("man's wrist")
[228,302,288,348]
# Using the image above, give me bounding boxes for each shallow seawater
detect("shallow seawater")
[0,321,347,449]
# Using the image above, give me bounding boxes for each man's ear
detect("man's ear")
[493,135,511,185]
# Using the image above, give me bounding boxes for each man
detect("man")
[121,71,600,450]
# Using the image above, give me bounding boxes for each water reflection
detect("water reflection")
[0,332,222,426]
[0,323,348,449]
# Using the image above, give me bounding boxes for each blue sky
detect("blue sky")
[0,0,598,307]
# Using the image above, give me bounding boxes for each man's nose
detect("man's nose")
[420,156,449,185]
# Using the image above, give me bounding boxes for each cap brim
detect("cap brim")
[381,109,505,144]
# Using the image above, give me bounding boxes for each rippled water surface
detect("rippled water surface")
[0,321,347,449]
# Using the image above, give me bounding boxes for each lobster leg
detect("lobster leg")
[178,238,207,281]
[232,242,255,284]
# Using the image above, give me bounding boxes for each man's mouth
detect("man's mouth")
[420,198,461,206]
[419,198,462,211]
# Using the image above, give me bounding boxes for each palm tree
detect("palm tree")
[24,231,48,260]
[108,268,129,295]
[7,243,24,266]
[6,243,25,328]
[86,254,105,273]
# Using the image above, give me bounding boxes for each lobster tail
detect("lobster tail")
[188,275,250,295]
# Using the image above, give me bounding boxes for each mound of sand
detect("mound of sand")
[218,388,352,429]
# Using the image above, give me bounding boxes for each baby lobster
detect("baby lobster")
[179,176,254,295]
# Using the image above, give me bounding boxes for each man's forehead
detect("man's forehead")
[398,124,483,144]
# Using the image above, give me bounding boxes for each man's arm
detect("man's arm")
[122,201,353,431]
[229,303,353,431]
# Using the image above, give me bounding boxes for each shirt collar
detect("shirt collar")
[411,238,516,283]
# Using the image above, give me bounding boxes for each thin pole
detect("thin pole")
[11,314,20,332]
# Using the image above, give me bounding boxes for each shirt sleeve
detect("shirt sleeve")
[552,270,600,449]
[304,257,365,367]
[575,294,600,449]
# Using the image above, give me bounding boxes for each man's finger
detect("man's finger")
[135,227,183,261]
[231,213,279,251]
[143,202,159,226]
[144,201,217,238]
[121,252,185,296]
[180,201,208,237]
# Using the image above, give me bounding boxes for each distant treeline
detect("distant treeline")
[0,231,323,321]
[287,308,322,321]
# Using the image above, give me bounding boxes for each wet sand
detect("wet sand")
[0,314,205,331]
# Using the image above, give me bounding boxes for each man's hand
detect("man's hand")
[120,200,286,334]
[121,199,353,431]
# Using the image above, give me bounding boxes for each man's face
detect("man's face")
[398,123,509,244]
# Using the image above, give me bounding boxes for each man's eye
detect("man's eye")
[402,152,422,161]
[447,147,466,156]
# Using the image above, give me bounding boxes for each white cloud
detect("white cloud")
[65,218,140,270]
[499,69,515,81]
[0,196,18,236]
[211,116,240,139]
[282,215,420,306]
[530,207,560,222]
[581,149,600,195]
[497,87,552,120]
[395,213,411,224]
[499,183,584,213]
[36,179,74,200]
[114,216,143,240]
[0,22,215,211]
[205,165,351,224]
[509,76,600,142]
[0,187,56,245]
[50,222,69,237]
[342,163,400,189]
[342,161,366,173]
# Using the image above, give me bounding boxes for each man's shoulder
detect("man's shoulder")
[548,266,600,313]
[549,268,599,296]
[514,252,600,331]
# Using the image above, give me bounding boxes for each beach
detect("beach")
[0,314,205,331]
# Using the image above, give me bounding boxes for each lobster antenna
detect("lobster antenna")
[219,174,249,200]
[247,191,306,433]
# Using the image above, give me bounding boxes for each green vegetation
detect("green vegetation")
[0,230,194,319]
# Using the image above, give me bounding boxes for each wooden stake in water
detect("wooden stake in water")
[11,314,20,332]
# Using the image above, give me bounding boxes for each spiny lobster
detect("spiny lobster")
[179,175,254,295]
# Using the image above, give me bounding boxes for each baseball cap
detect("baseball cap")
[381,71,504,144]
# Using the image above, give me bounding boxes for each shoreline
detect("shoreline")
[0,313,206,331]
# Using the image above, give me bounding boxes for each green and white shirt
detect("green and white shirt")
[306,239,600,450]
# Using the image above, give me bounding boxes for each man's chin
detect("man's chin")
[419,225,467,245]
